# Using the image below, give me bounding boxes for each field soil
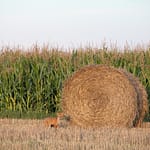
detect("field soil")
[0,119,150,150]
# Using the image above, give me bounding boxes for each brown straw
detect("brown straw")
[62,65,148,128]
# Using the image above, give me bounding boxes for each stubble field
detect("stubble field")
[0,119,150,150]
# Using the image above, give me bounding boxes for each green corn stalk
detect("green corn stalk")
[0,47,150,118]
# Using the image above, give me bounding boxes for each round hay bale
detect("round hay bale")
[121,70,149,127]
[62,65,140,128]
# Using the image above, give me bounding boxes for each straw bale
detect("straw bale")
[62,65,143,128]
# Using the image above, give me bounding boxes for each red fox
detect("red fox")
[44,112,64,128]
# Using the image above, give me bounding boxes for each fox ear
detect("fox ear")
[57,112,64,117]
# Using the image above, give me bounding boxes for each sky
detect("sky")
[0,0,150,49]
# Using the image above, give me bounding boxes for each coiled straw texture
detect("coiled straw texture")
[62,65,148,128]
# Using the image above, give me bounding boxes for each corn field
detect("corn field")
[0,45,150,119]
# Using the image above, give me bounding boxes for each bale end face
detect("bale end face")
[62,65,148,128]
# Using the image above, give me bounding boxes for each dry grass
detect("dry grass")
[0,119,150,150]
[62,65,148,128]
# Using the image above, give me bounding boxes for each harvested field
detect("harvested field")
[62,65,149,128]
[0,119,150,150]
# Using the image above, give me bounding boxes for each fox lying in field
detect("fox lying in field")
[44,112,64,128]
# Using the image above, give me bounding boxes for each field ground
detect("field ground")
[0,119,150,150]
